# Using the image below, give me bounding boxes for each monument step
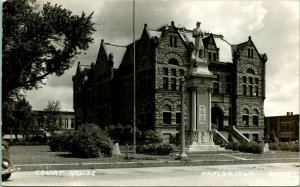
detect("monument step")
[186,144,226,152]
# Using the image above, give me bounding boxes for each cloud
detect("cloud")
[25,0,299,116]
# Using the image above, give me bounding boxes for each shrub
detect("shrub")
[48,130,74,152]
[170,133,180,146]
[225,141,263,154]
[136,143,175,155]
[70,124,113,158]
[156,143,175,155]
[106,124,142,144]
[143,130,163,144]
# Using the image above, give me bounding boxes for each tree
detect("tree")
[2,0,95,101]
[13,97,33,140]
[44,100,62,135]
[2,95,33,140]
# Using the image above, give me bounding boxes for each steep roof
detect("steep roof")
[214,37,233,63]
[148,29,162,38]
[177,30,233,63]
[104,44,127,69]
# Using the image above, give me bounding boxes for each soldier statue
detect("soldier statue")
[192,21,204,60]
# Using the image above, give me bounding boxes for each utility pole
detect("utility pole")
[179,76,188,161]
[133,0,136,155]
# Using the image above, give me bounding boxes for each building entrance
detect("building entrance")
[211,107,224,131]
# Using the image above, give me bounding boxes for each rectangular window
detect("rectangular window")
[251,49,254,59]
[176,112,181,124]
[71,119,75,128]
[163,112,171,124]
[163,68,168,76]
[243,76,247,83]
[213,82,220,93]
[179,80,183,90]
[249,85,253,96]
[163,77,168,90]
[248,49,250,58]
[242,115,249,125]
[255,78,259,84]
[254,86,258,96]
[179,69,184,77]
[171,78,176,90]
[226,84,231,94]
[243,85,247,95]
[171,68,176,77]
[249,77,253,84]
[243,133,249,139]
[208,52,212,61]
[253,116,258,126]
[170,35,173,47]
[174,36,177,48]
[226,75,231,82]
[213,53,217,61]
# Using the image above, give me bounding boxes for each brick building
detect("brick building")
[73,21,267,142]
[265,112,299,142]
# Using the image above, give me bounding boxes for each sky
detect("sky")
[24,0,299,116]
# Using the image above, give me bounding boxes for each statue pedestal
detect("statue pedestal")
[185,62,224,152]
[187,130,224,152]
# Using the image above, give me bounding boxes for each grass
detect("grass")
[9,145,299,165]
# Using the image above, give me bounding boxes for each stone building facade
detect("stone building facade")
[73,21,267,142]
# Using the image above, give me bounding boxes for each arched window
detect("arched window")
[176,105,181,125]
[242,108,249,126]
[163,105,172,124]
[168,58,179,65]
[252,109,259,126]
[247,68,255,75]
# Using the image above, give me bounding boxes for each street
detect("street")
[3,162,299,186]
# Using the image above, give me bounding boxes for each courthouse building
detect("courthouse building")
[73,21,267,142]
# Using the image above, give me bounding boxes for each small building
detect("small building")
[32,110,75,130]
[264,112,299,142]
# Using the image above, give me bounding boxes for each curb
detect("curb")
[15,158,300,171]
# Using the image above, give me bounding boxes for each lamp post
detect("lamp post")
[179,76,188,161]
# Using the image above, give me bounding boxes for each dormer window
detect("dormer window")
[213,53,217,61]
[248,48,254,59]
[169,35,177,48]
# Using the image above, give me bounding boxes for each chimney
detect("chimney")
[287,112,290,116]
[291,112,293,116]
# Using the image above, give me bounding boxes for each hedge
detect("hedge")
[136,143,175,155]
[225,142,263,154]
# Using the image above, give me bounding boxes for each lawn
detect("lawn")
[9,145,299,165]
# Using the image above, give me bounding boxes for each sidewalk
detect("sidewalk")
[15,156,300,171]
[10,145,300,171]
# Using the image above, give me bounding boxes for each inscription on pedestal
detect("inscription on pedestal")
[198,105,206,126]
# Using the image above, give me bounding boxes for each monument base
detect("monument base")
[187,143,225,152]
[186,130,225,152]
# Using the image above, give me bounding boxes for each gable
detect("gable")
[94,41,113,79]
